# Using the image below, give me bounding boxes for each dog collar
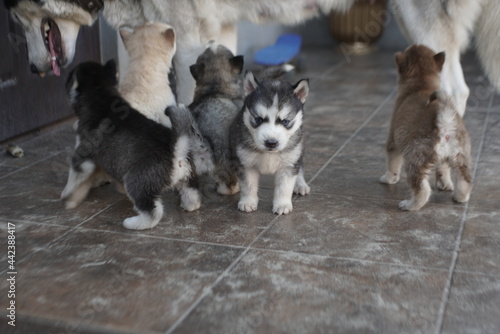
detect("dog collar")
[76,0,104,15]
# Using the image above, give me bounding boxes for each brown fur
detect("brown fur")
[380,44,472,211]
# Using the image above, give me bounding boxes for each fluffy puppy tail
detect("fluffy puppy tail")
[259,64,295,80]
[475,0,500,91]
[165,104,193,137]
[165,104,214,175]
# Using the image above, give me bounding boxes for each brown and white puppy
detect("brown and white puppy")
[380,44,472,211]
[119,22,176,128]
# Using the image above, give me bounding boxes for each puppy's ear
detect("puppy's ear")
[162,28,175,47]
[433,52,445,72]
[190,63,205,81]
[229,55,244,74]
[395,52,407,73]
[293,79,310,104]
[243,71,258,96]
[104,59,118,84]
[119,29,132,49]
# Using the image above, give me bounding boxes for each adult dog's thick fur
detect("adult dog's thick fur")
[5,0,355,104]
[62,60,201,230]
[391,0,500,115]
[380,45,472,211]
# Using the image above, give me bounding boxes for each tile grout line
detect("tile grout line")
[307,88,396,185]
[164,214,284,334]
[433,93,493,334]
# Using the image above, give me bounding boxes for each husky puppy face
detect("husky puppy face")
[242,72,309,152]
[6,0,98,76]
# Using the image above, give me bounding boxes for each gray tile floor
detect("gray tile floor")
[1,47,499,334]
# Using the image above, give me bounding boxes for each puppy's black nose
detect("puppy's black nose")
[30,64,39,74]
[264,139,278,149]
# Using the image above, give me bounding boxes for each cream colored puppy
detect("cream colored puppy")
[119,22,177,128]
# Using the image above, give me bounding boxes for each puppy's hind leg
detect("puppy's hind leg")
[399,164,432,211]
[123,175,163,230]
[293,166,310,196]
[177,174,201,212]
[436,162,454,191]
[123,196,164,230]
[453,155,473,203]
[273,169,298,215]
[61,160,96,209]
[380,144,403,184]
[216,166,240,195]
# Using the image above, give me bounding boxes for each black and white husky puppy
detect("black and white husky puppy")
[230,72,311,215]
[61,60,201,230]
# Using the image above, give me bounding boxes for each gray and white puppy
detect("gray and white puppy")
[189,43,244,195]
[230,71,311,215]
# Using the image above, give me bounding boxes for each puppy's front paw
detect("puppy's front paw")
[294,183,310,196]
[238,197,258,212]
[379,172,399,184]
[452,192,470,203]
[273,201,293,215]
[64,200,79,210]
[437,179,454,192]
[180,188,201,211]
[398,199,421,211]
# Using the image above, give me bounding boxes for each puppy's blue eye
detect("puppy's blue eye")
[281,119,290,127]
[254,117,264,125]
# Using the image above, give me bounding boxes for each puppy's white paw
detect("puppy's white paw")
[180,188,201,212]
[398,199,421,211]
[379,172,399,184]
[294,183,310,196]
[65,200,79,210]
[452,192,470,203]
[123,215,157,230]
[437,179,454,192]
[238,197,258,212]
[217,183,240,195]
[273,201,293,215]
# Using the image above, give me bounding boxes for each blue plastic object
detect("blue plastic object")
[254,34,302,66]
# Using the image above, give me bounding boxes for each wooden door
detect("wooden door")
[0,5,101,142]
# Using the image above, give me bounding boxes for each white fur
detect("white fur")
[179,187,202,211]
[119,22,176,128]
[170,135,192,186]
[10,0,354,103]
[399,177,432,211]
[61,160,96,209]
[123,199,163,230]
[390,0,500,115]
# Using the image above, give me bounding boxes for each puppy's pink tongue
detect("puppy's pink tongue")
[48,28,60,76]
